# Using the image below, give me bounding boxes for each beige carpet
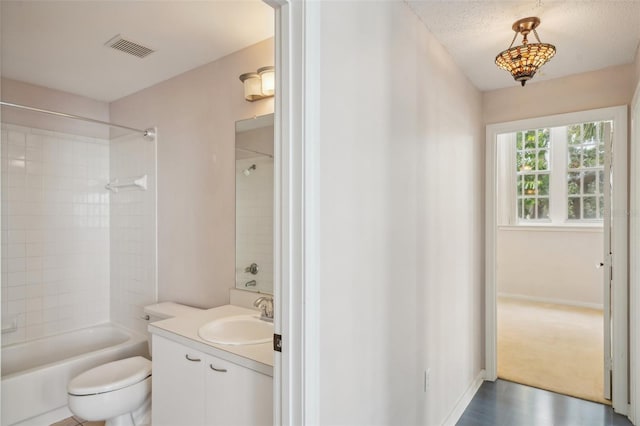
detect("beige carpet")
[497,296,609,405]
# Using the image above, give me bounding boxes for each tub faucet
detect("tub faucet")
[253,296,274,322]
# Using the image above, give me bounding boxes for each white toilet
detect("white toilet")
[67,302,202,426]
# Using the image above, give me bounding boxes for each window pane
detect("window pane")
[522,150,536,171]
[583,122,597,142]
[568,197,581,219]
[538,174,550,196]
[537,150,549,171]
[524,175,536,195]
[516,131,523,150]
[568,147,581,169]
[598,122,605,141]
[537,198,549,219]
[523,198,535,219]
[567,172,580,195]
[525,130,536,149]
[583,196,597,219]
[537,129,550,149]
[568,125,581,145]
[516,151,524,172]
[598,170,605,193]
[583,145,597,167]
[583,171,597,194]
[517,175,523,196]
[518,198,523,219]
[599,195,605,219]
[598,143,605,167]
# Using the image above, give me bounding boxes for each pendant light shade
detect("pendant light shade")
[495,17,556,87]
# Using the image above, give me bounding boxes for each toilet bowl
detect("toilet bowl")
[67,302,202,426]
[68,357,151,426]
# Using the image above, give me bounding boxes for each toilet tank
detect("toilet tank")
[143,302,203,355]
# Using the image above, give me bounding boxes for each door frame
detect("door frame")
[484,105,629,414]
[267,0,317,424]
[630,81,640,425]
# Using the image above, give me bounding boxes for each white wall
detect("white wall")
[309,2,483,424]
[1,78,110,139]
[109,39,273,309]
[497,228,604,307]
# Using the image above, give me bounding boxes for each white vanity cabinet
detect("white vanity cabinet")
[152,334,273,426]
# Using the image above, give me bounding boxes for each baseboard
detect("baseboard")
[498,292,603,310]
[442,370,485,426]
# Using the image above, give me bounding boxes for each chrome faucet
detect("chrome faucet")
[253,296,274,322]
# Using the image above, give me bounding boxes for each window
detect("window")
[497,119,611,226]
[567,122,606,220]
[515,129,550,220]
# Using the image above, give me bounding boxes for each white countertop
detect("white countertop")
[148,304,274,377]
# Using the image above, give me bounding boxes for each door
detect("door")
[603,121,613,401]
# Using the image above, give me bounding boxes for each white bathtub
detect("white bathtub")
[1,323,148,426]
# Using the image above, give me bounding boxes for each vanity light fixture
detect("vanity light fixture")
[495,17,556,87]
[239,66,275,102]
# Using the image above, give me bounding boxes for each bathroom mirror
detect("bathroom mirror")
[235,114,274,294]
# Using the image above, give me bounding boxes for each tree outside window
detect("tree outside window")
[515,128,550,220]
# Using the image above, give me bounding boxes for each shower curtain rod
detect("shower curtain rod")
[0,101,155,139]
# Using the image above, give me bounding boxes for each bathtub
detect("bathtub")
[1,323,148,426]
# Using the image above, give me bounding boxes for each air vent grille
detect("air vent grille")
[105,35,154,58]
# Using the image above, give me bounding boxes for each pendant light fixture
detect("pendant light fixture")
[495,17,556,87]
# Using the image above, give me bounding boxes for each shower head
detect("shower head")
[243,164,257,176]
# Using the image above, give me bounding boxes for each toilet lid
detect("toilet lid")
[68,356,152,396]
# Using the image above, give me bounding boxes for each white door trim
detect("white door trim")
[267,0,317,424]
[485,106,629,414]
[629,81,640,425]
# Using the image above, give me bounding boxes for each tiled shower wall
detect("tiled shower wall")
[1,124,110,345]
[235,156,273,293]
[109,133,157,336]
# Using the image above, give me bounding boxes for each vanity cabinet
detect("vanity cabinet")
[152,335,273,426]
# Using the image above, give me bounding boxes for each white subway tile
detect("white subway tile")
[26,310,43,326]
[25,297,43,312]
[8,286,26,301]
[25,324,45,339]
[26,256,43,270]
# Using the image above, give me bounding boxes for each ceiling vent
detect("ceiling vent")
[105,35,154,59]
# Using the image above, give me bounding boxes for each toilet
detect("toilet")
[67,302,202,426]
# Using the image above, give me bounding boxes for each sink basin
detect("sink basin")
[198,315,273,345]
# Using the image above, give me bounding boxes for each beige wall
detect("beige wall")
[110,39,274,309]
[1,78,110,138]
[483,64,635,124]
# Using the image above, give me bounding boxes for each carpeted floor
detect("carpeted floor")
[497,296,609,405]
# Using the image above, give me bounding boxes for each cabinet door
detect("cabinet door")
[152,335,206,426]
[205,355,273,426]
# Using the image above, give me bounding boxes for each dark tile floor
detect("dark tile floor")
[457,380,632,426]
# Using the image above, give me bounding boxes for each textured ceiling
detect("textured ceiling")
[407,0,640,91]
[1,1,274,102]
